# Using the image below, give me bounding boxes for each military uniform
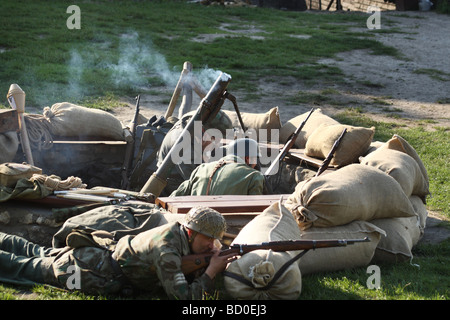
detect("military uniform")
[171,154,265,196]
[0,221,215,299]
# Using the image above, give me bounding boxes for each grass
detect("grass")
[0,0,448,301]
[0,0,399,107]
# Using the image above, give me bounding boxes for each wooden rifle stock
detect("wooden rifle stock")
[121,95,141,189]
[265,108,314,177]
[181,237,370,275]
[315,127,347,177]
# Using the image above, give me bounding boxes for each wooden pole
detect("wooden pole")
[164,61,192,119]
[7,84,34,165]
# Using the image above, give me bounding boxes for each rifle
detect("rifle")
[140,72,232,197]
[121,95,141,190]
[264,108,314,177]
[315,127,347,177]
[181,237,370,275]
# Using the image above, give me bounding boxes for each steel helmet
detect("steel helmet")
[226,138,261,159]
[183,206,227,240]
[203,110,233,136]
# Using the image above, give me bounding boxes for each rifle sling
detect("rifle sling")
[223,249,309,290]
[206,160,234,195]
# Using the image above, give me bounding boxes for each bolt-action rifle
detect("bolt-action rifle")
[121,95,141,190]
[181,237,370,275]
[315,127,347,177]
[264,108,314,177]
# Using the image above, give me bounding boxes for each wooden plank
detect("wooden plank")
[156,194,289,214]
[0,109,19,133]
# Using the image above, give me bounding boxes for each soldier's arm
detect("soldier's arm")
[155,250,215,300]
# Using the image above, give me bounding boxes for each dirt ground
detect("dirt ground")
[110,11,450,244]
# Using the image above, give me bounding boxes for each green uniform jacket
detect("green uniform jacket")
[112,222,214,299]
[171,155,264,196]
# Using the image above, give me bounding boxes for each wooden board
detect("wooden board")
[156,194,290,214]
[0,109,19,133]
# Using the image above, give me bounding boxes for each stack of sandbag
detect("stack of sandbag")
[224,202,302,300]
[43,102,125,141]
[359,134,430,262]
[298,221,385,275]
[285,164,417,230]
[279,108,339,148]
[284,163,419,272]
[223,106,282,142]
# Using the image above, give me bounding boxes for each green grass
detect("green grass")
[0,0,399,107]
[0,0,448,301]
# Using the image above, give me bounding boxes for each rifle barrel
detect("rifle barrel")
[181,237,370,275]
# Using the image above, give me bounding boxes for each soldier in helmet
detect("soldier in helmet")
[171,138,265,196]
[156,110,233,196]
[0,207,236,299]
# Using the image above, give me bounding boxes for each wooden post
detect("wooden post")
[7,84,34,165]
[164,61,192,119]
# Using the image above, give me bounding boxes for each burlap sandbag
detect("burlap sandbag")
[285,164,417,230]
[224,107,282,142]
[0,132,19,164]
[370,215,422,263]
[0,162,42,188]
[279,108,339,148]
[43,102,124,140]
[298,221,385,275]
[305,124,375,167]
[360,148,429,199]
[224,202,302,300]
[380,134,429,195]
[409,195,428,231]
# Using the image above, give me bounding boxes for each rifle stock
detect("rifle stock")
[181,237,369,275]
[315,127,347,177]
[121,95,141,189]
[265,108,314,177]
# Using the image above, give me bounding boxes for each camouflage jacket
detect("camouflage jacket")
[171,155,265,196]
[112,222,214,299]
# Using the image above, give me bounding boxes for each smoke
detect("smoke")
[65,31,222,99]
[67,50,84,99]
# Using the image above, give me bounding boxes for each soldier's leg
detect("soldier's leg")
[0,232,56,257]
[0,248,54,286]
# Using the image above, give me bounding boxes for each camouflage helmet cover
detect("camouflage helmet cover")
[183,206,227,240]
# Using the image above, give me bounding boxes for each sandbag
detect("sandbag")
[370,215,422,263]
[0,163,42,188]
[279,108,339,148]
[298,221,385,275]
[409,195,428,231]
[224,107,282,142]
[43,102,125,140]
[379,134,429,195]
[360,148,429,199]
[224,202,302,300]
[285,164,417,230]
[305,124,375,167]
[0,132,19,164]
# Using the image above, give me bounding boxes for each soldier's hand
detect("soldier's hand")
[204,249,238,280]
